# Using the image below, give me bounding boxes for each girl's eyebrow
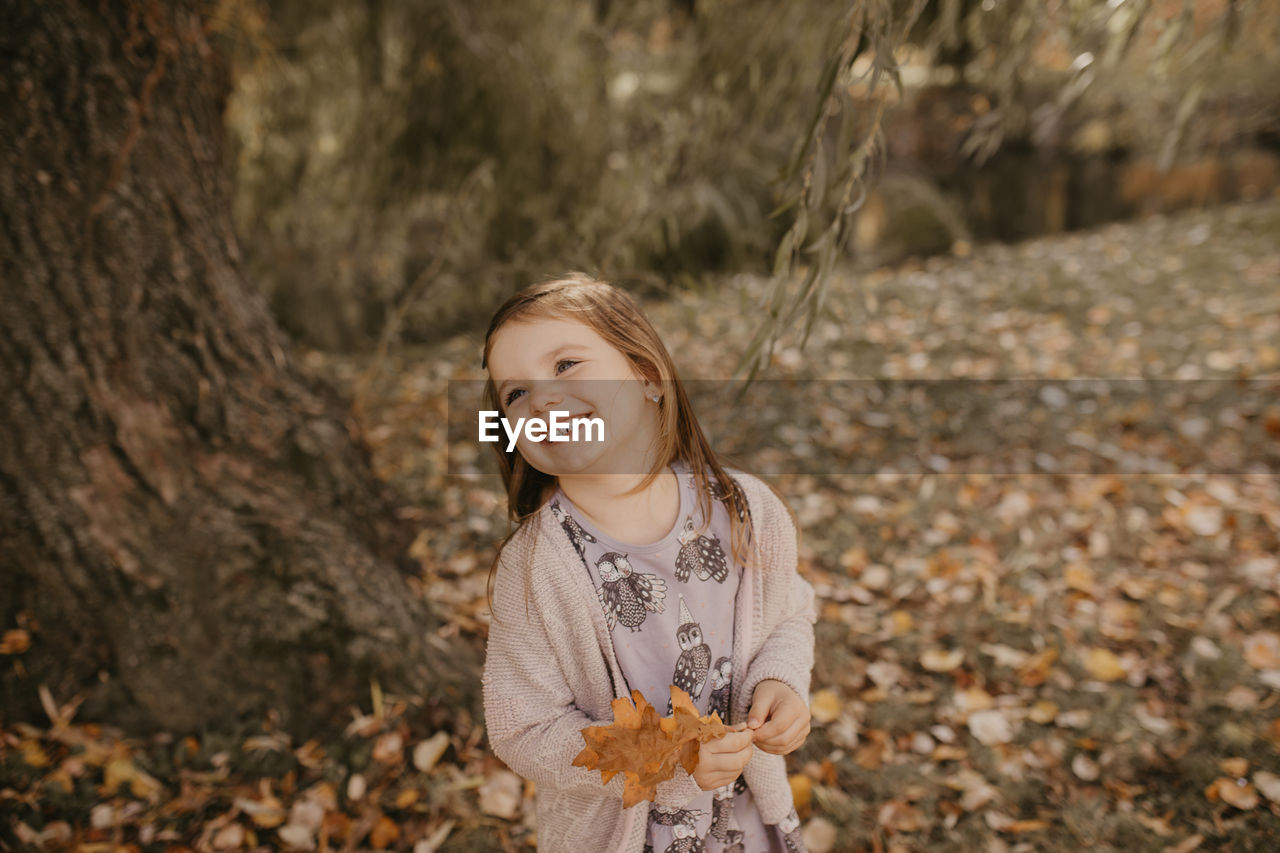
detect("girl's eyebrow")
[495,344,588,395]
[543,344,587,362]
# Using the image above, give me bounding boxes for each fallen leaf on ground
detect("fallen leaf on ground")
[789,774,812,813]
[1206,777,1260,810]
[810,689,842,724]
[369,814,399,849]
[1084,648,1126,681]
[478,769,523,819]
[921,648,965,672]
[413,731,450,772]
[802,816,837,853]
[968,709,1015,745]
[1253,771,1280,805]
[1243,632,1280,669]
[0,629,30,654]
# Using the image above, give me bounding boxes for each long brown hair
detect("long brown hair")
[482,273,755,607]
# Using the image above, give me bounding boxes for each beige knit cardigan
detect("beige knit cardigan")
[481,469,817,852]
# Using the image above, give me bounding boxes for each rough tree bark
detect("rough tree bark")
[0,1,474,735]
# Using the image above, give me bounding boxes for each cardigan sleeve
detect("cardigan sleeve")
[737,477,817,707]
[481,541,705,809]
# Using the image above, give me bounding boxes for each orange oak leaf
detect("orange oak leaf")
[572,685,732,807]
[660,684,729,775]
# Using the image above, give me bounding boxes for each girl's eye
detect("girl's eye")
[502,360,577,406]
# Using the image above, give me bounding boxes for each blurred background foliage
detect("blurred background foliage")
[214,0,1279,353]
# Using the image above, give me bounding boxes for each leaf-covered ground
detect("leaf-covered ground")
[4,200,1279,851]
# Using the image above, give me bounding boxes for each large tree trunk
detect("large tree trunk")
[0,1,473,735]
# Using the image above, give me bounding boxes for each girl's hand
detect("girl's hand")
[692,726,754,791]
[747,679,811,755]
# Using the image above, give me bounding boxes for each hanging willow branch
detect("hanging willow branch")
[740,0,1259,386]
[737,0,927,383]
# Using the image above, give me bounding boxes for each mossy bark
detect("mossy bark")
[0,1,473,736]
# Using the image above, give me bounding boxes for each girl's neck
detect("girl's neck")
[557,467,681,547]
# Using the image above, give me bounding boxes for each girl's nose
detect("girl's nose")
[528,380,564,417]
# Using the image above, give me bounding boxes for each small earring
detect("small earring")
[650,393,661,403]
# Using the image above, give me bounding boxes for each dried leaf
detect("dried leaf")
[877,799,925,831]
[347,773,366,802]
[102,756,163,801]
[810,689,842,724]
[1209,777,1259,810]
[890,610,914,635]
[573,686,728,807]
[954,686,995,714]
[20,739,49,768]
[1165,834,1204,853]
[1028,701,1059,724]
[1018,649,1059,686]
[212,822,245,850]
[242,733,289,754]
[921,648,965,672]
[293,739,325,769]
[369,814,399,849]
[931,744,967,761]
[412,731,450,773]
[1219,757,1249,777]
[659,685,729,775]
[1099,600,1141,641]
[233,794,285,829]
[968,710,1015,745]
[981,644,1030,668]
[321,811,351,842]
[0,629,31,654]
[1243,632,1280,669]
[866,661,903,688]
[478,769,522,819]
[289,799,325,833]
[1072,754,1100,781]
[1064,563,1096,595]
[802,816,838,853]
[372,731,403,764]
[417,820,455,853]
[1253,771,1280,805]
[789,773,812,812]
[277,823,315,849]
[1084,648,1126,681]
[1183,504,1223,536]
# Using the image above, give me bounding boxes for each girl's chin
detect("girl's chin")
[524,443,646,478]
[524,445,606,477]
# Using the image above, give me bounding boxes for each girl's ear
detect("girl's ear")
[631,357,662,390]
[644,375,667,403]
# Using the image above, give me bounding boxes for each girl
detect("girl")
[480,274,816,852]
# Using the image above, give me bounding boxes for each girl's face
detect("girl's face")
[486,315,661,477]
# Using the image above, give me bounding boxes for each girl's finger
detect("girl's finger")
[750,716,785,743]
[768,715,807,747]
[756,718,806,754]
[753,708,800,743]
[702,740,750,769]
[698,756,730,776]
[710,730,754,753]
[768,717,808,753]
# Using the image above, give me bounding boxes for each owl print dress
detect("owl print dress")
[552,462,807,853]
